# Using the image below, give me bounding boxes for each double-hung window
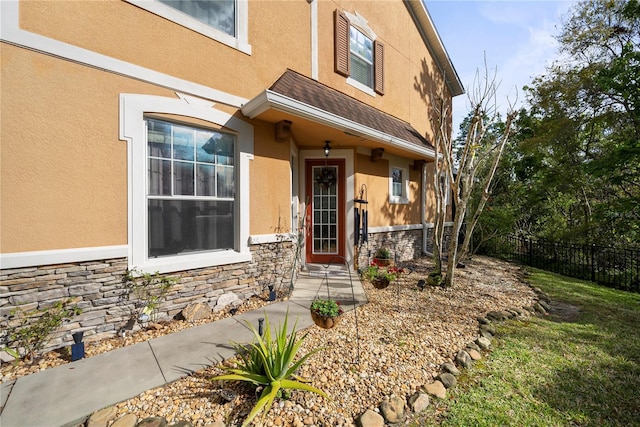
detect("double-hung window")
[125,0,250,54]
[350,26,374,88]
[334,10,384,95]
[146,119,235,258]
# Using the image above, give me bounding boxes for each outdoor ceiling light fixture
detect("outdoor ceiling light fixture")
[323,140,332,157]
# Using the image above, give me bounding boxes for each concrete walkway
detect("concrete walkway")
[0,266,367,427]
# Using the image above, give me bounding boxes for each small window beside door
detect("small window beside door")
[389,166,409,204]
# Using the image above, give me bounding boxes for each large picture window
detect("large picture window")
[146,119,236,258]
[120,93,253,274]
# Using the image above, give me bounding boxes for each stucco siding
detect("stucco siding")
[19,0,311,102]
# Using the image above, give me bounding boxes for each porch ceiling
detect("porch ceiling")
[241,69,436,160]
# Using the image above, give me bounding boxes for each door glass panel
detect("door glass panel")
[312,166,339,254]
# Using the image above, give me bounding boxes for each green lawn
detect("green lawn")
[412,268,640,426]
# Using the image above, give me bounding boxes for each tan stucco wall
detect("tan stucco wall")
[317,0,451,140]
[19,0,312,103]
[2,0,455,253]
[355,153,421,227]
[250,123,292,235]
[1,45,137,252]
[423,161,453,224]
[1,44,291,253]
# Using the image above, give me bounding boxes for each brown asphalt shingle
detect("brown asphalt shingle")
[269,69,433,150]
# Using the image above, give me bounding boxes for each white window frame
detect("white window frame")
[389,164,409,205]
[344,11,377,97]
[125,0,251,55]
[120,93,253,274]
[348,26,374,88]
[346,76,377,97]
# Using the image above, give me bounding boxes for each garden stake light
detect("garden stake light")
[71,331,85,361]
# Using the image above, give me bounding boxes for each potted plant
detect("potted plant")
[309,299,343,329]
[373,247,392,266]
[427,271,443,286]
[362,263,402,289]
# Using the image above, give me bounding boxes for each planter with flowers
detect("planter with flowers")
[362,262,404,289]
[309,299,343,329]
[373,247,392,267]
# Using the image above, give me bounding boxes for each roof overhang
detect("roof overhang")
[405,0,465,97]
[242,88,436,160]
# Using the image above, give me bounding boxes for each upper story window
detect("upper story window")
[334,10,384,96]
[350,27,373,88]
[126,0,251,55]
[158,0,235,36]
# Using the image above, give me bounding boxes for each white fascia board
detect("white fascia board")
[0,1,247,108]
[242,90,436,160]
[404,0,464,97]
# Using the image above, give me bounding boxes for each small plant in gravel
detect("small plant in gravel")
[374,247,391,260]
[1,297,81,364]
[123,268,176,321]
[211,311,327,426]
[427,271,443,286]
[362,262,403,283]
[310,299,343,318]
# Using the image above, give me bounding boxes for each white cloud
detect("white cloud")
[430,0,577,135]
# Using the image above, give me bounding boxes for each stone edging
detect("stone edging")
[355,275,551,426]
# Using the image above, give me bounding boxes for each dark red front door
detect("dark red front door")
[305,159,345,264]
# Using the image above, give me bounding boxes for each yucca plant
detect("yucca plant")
[211,311,327,426]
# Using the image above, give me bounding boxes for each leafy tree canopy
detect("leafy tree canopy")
[476,0,639,249]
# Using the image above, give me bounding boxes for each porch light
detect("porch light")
[323,140,332,157]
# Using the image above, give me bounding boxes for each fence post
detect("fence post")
[591,244,596,283]
[528,237,533,266]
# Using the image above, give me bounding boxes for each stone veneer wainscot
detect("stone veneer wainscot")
[0,241,296,354]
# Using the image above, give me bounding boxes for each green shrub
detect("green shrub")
[123,268,176,319]
[211,311,327,426]
[1,298,81,364]
[362,264,400,282]
[374,247,391,259]
[310,299,343,317]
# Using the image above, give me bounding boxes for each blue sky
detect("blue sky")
[425,0,577,136]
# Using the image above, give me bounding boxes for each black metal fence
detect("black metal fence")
[486,235,640,292]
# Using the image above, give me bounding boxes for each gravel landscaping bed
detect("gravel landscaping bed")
[114,256,536,426]
[2,256,537,426]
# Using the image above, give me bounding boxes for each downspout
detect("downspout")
[422,162,431,256]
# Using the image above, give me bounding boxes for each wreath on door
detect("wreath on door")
[315,167,336,188]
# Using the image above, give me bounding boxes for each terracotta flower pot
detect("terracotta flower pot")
[373,257,391,267]
[310,309,341,329]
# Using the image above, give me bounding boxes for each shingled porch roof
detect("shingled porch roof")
[241,69,436,159]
